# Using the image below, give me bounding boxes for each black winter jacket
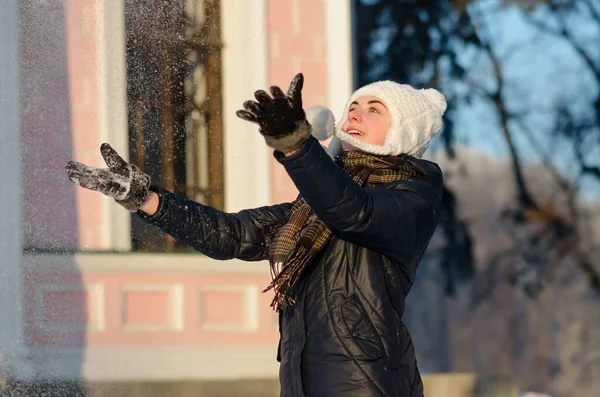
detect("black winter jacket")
[139,137,443,397]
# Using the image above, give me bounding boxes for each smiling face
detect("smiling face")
[340,95,392,151]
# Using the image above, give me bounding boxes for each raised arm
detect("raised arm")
[65,143,292,262]
[277,136,441,262]
[234,73,443,263]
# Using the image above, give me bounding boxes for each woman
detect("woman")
[65,73,446,396]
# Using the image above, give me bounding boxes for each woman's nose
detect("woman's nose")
[349,109,362,122]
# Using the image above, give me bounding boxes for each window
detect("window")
[124,0,224,250]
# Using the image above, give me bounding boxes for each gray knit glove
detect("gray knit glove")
[64,143,151,211]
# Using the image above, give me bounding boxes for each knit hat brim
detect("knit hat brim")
[333,81,447,158]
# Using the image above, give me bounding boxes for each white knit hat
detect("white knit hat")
[307,81,447,158]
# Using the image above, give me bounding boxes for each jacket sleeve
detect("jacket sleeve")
[136,187,293,261]
[276,137,440,263]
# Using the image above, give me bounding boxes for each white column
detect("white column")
[99,0,131,250]
[221,0,271,212]
[325,0,355,118]
[0,0,34,380]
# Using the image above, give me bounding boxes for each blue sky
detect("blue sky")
[438,1,600,201]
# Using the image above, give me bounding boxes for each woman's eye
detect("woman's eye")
[369,107,379,113]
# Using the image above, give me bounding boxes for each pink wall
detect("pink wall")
[20,0,105,250]
[25,268,278,347]
[64,0,105,249]
[19,1,80,249]
[267,0,329,204]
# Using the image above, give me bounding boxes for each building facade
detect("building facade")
[0,0,353,383]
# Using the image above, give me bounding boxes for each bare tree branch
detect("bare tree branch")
[475,30,539,209]
[513,117,572,192]
[582,0,600,25]
[573,126,600,179]
[522,5,600,82]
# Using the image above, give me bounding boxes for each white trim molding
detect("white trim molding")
[198,284,260,332]
[220,0,271,212]
[35,283,106,333]
[22,252,271,276]
[30,346,279,381]
[98,0,131,250]
[120,283,185,332]
[325,0,355,118]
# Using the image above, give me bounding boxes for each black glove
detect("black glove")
[236,73,312,153]
[64,143,151,211]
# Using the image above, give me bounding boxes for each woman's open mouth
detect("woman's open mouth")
[347,129,365,137]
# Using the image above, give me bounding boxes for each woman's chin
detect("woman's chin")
[341,141,357,151]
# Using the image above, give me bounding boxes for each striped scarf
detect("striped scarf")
[264,150,425,311]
